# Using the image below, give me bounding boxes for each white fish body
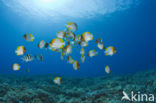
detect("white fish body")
[97,43,104,50]
[57,31,65,38]
[67,56,74,64]
[105,65,111,74]
[82,32,93,42]
[24,33,34,41]
[38,40,48,49]
[79,41,88,47]
[66,22,77,31]
[73,61,80,70]
[15,46,26,56]
[105,46,117,56]
[54,77,61,85]
[81,55,85,63]
[12,63,20,71]
[64,45,73,55]
[49,38,65,50]
[88,50,98,57]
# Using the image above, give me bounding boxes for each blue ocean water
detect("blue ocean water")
[0,0,156,77]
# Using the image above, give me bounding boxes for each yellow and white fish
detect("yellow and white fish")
[63,45,73,55]
[54,77,62,85]
[105,65,111,74]
[49,38,65,51]
[38,40,48,49]
[96,38,104,50]
[57,31,65,38]
[79,41,88,47]
[12,63,20,71]
[105,46,117,56]
[73,60,80,70]
[97,42,104,50]
[66,32,75,41]
[15,46,26,56]
[24,33,34,42]
[81,55,85,63]
[81,32,93,42]
[88,50,98,57]
[67,56,74,64]
[66,22,77,31]
[80,48,85,55]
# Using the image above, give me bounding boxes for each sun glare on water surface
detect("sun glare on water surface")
[1,0,140,20]
[40,0,58,4]
[34,0,65,9]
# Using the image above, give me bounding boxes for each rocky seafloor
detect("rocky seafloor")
[0,70,156,103]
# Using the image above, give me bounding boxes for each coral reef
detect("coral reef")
[0,70,156,103]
